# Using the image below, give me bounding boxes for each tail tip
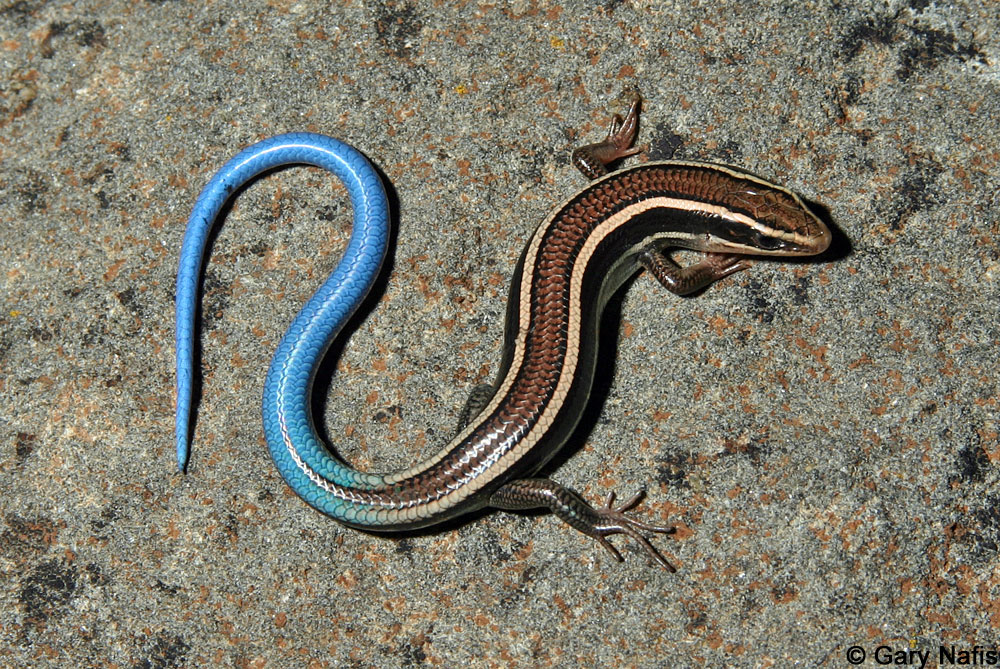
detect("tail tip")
[175,439,190,474]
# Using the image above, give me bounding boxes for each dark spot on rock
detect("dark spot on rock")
[20,560,78,624]
[15,432,37,463]
[1,514,58,560]
[373,2,424,58]
[133,632,190,669]
[41,20,107,57]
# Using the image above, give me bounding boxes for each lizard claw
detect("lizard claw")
[590,490,676,571]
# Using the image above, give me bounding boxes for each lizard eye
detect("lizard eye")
[752,231,786,251]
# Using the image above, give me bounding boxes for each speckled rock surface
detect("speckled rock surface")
[1,1,998,666]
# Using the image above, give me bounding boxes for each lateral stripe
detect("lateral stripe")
[346,163,824,520]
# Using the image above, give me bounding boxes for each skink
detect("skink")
[175,96,831,569]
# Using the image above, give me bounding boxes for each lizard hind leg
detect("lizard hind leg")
[490,477,676,571]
